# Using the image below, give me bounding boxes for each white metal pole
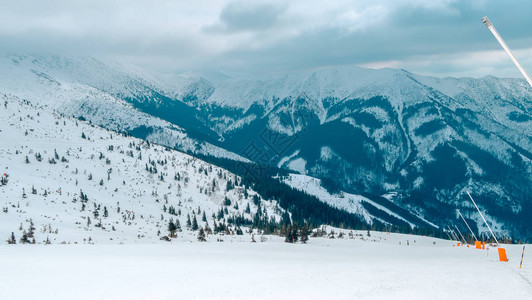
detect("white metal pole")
[483,16,532,89]
[454,225,467,244]
[447,226,458,242]
[446,226,454,241]
[445,230,453,241]
[451,229,460,243]
[458,210,478,241]
[466,190,499,245]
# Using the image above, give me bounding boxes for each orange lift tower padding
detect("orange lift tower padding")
[475,241,482,249]
[498,248,508,262]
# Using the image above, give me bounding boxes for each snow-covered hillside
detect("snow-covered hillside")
[0,94,282,244]
[0,54,245,162]
[280,174,514,238]
[281,174,416,228]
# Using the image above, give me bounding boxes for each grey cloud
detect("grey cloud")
[208,1,286,33]
[1,0,531,78]
[199,0,532,76]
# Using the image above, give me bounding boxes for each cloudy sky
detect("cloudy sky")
[1,0,531,78]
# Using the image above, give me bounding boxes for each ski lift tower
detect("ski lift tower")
[471,17,531,253]
[482,16,532,89]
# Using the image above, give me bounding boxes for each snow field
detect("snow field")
[0,95,283,245]
[0,234,530,300]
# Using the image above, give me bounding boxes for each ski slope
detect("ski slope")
[0,232,530,300]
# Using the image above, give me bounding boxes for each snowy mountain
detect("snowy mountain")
[0,54,530,240]
[0,54,240,161]
[176,66,532,240]
[0,94,287,244]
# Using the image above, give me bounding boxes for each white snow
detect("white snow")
[277,149,300,168]
[286,157,307,174]
[0,234,530,300]
[319,146,333,161]
[281,173,419,228]
[0,94,281,245]
[0,55,248,162]
[0,84,531,299]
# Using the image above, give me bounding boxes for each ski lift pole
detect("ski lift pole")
[483,17,532,89]
[444,230,453,241]
[482,16,531,112]
[446,226,455,241]
[466,191,499,245]
[521,246,526,269]
[447,226,459,242]
[458,210,478,241]
[454,225,467,244]
[451,228,460,242]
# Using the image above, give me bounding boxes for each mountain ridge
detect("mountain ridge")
[1,54,530,240]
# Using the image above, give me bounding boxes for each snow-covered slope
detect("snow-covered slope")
[0,54,245,162]
[279,173,517,240]
[281,174,408,227]
[0,94,282,244]
[2,234,531,300]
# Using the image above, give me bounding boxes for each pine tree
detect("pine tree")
[7,232,16,244]
[28,219,35,238]
[186,214,192,228]
[226,180,233,191]
[197,228,206,242]
[285,224,299,243]
[236,226,243,235]
[168,219,177,238]
[204,223,211,235]
[253,194,260,206]
[192,214,199,231]
[300,223,309,244]
[19,230,29,244]
[175,219,181,231]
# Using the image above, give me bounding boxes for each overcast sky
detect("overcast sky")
[1,0,531,78]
